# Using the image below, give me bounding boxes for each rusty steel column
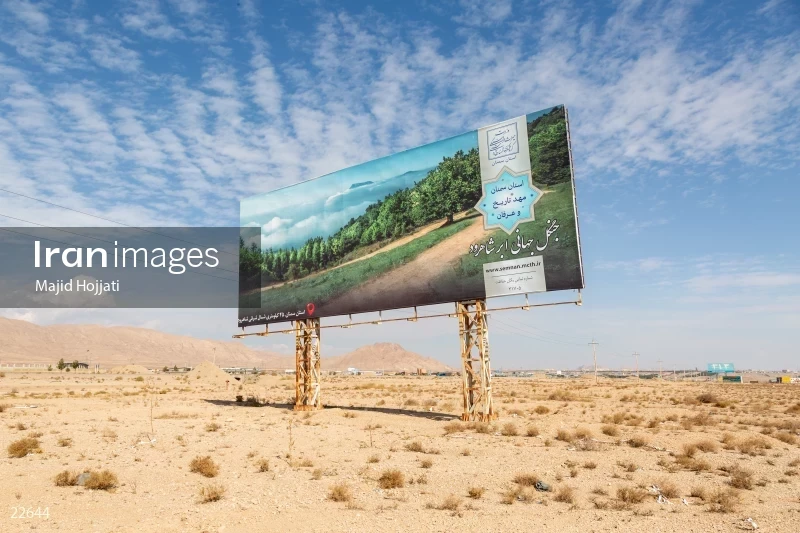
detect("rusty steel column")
[294,318,322,411]
[457,300,495,422]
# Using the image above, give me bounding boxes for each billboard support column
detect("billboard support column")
[457,300,496,422]
[294,319,322,411]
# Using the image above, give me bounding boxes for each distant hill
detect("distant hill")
[0,319,451,372]
[0,317,286,368]
[324,342,452,372]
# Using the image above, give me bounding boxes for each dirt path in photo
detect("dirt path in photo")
[323,216,489,313]
[247,215,471,297]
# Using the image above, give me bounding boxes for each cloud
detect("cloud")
[686,272,800,293]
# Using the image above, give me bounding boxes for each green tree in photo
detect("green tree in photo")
[57,358,66,372]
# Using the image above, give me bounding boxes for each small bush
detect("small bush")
[420,459,433,469]
[774,432,797,445]
[526,426,540,437]
[616,486,648,505]
[84,470,118,491]
[697,393,718,404]
[574,427,592,439]
[190,456,219,478]
[656,479,679,498]
[198,483,226,503]
[601,425,619,437]
[467,486,485,499]
[328,482,352,502]
[501,423,518,437]
[555,429,574,443]
[57,437,73,447]
[583,461,597,469]
[378,469,404,489]
[7,437,41,458]
[628,435,649,448]
[0,403,9,413]
[367,454,380,464]
[534,405,550,415]
[54,470,79,487]
[311,468,323,480]
[256,458,270,472]
[513,473,540,487]
[405,441,425,453]
[434,495,461,511]
[728,466,753,490]
[443,421,463,435]
[708,488,740,513]
[554,486,575,504]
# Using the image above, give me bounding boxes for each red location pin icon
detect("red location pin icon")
[306,303,315,316]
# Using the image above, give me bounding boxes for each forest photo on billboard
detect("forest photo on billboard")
[239,105,584,326]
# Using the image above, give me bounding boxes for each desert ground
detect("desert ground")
[1,366,799,533]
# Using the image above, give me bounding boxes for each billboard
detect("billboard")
[239,105,584,326]
[707,363,735,373]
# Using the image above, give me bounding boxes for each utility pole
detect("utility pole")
[589,339,599,384]
[213,347,217,366]
[657,359,663,380]
[633,352,640,380]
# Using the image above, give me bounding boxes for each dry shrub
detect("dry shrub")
[554,486,575,504]
[574,427,593,439]
[534,405,550,415]
[299,458,314,467]
[328,482,352,502]
[257,458,270,472]
[84,470,118,491]
[472,422,492,434]
[205,422,221,432]
[526,425,540,437]
[467,486,485,499]
[198,483,226,503]
[57,437,73,447]
[555,429,574,443]
[548,390,576,401]
[501,423,518,437]
[378,469,404,489]
[420,459,433,469]
[786,403,800,415]
[708,488,741,513]
[601,424,620,437]
[443,421,463,435]
[434,495,461,511]
[7,437,41,458]
[311,468,323,480]
[583,461,597,470]
[190,456,219,478]
[738,436,772,456]
[728,466,754,490]
[367,454,380,464]
[54,470,79,487]
[502,485,533,504]
[656,479,679,498]
[404,441,425,453]
[697,393,718,404]
[616,486,648,506]
[693,439,719,453]
[690,486,709,500]
[628,435,649,448]
[0,403,9,413]
[602,412,626,425]
[774,432,797,445]
[513,473,540,487]
[675,455,711,472]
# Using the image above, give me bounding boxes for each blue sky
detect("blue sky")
[0,0,798,370]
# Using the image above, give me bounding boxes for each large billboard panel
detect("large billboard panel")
[239,105,584,326]
[707,363,735,373]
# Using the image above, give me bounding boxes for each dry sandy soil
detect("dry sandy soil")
[1,369,799,533]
